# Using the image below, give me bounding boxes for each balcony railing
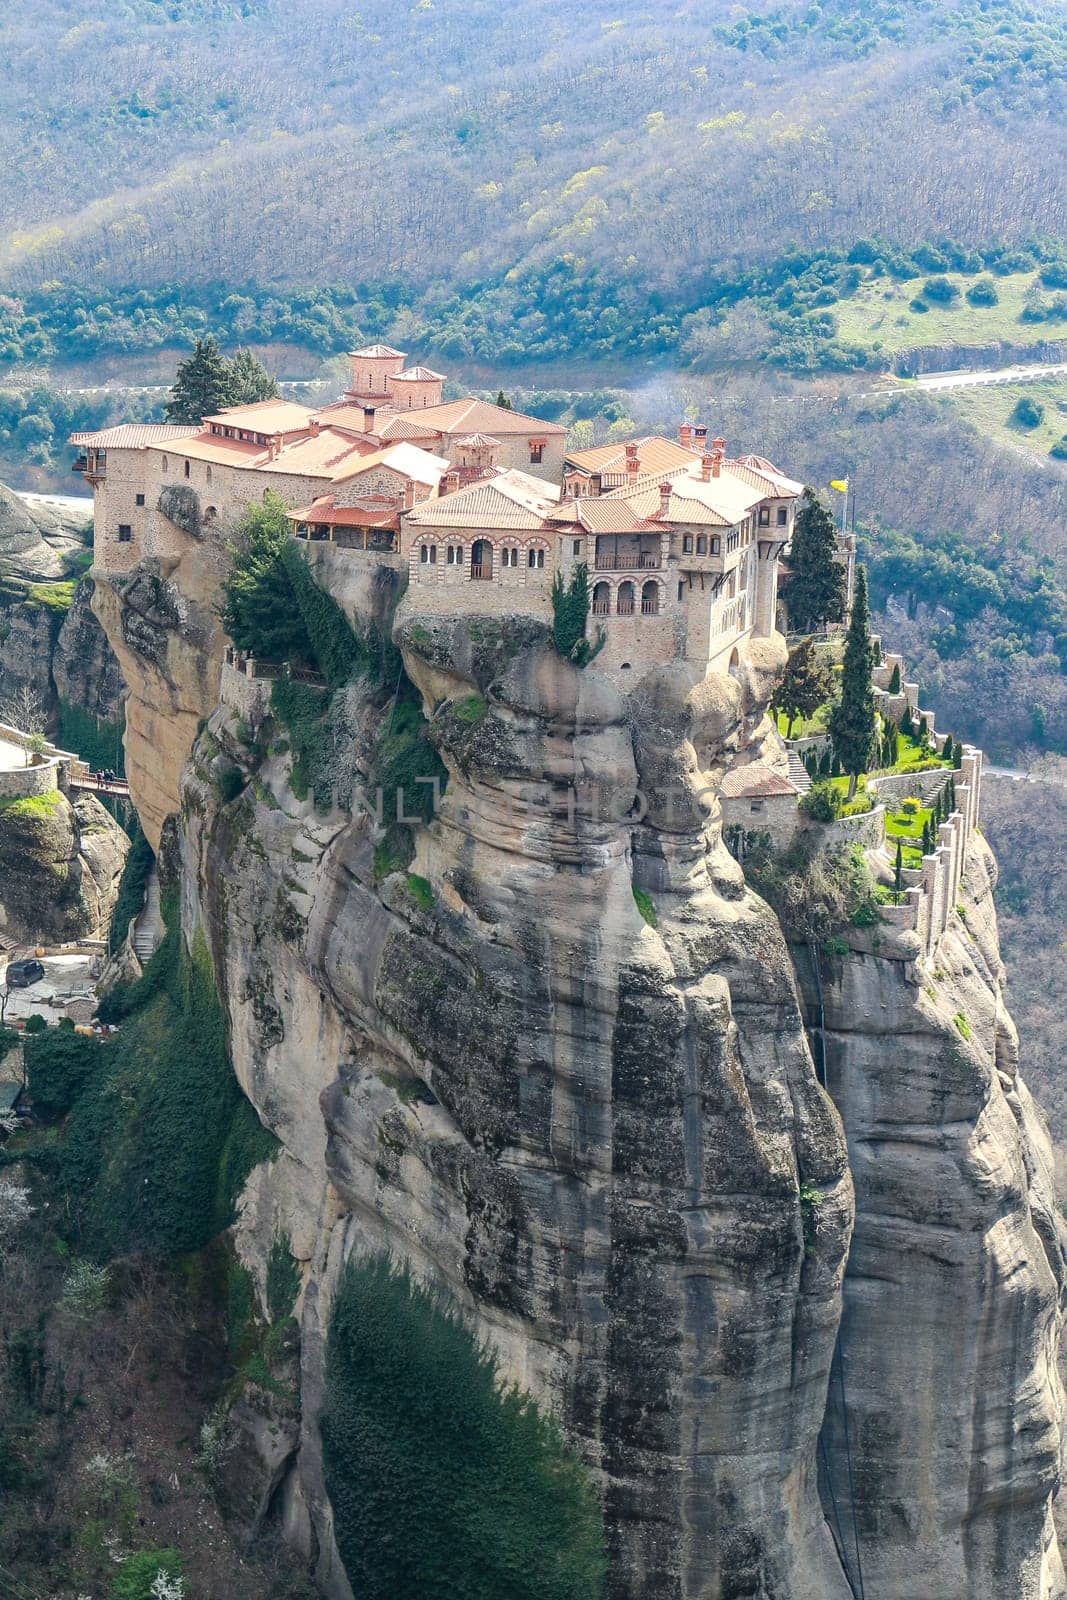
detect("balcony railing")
[641,598,659,615]
[594,554,661,571]
[471,562,492,579]
[591,600,611,615]
[617,598,635,616]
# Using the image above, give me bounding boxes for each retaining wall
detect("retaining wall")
[0,759,60,801]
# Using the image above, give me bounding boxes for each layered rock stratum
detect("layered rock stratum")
[94,547,1066,1600]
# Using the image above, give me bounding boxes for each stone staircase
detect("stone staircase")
[787,751,812,794]
[132,866,162,965]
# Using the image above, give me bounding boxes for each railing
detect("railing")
[591,600,611,615]
[641,598,659,615]
[617,598,635,616]
[593,555,661,571]
[72,456,88,475]
[471,563,492,579]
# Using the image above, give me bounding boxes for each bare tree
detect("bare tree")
[0,683,48,765]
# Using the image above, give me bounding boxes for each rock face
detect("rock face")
[53,579,126,723]
[91,557,1064,1599]
[803,834,1067,1600]
[93,553,227,851]
[0,788,129,944]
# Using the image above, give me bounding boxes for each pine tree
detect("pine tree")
[776,636,834,737]
[888,662,901,694]
[828,565,878,799]
[227,347,279,406]
[784,488,847,633]
[894,840,903,893]
[164,336,233,423]
[496,390,512,410]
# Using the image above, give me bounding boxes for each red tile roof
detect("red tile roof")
[720,763,799,799]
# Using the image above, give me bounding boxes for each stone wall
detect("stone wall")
[0,756,59,800]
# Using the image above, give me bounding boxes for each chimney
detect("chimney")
[711,441,725,479]
[693,424,708,452]
[403,479,416,511]
[269,437,281,461]
[625,442,640,481]
[658,481,672,515]
[309,417,321,437]
[679,423,692,449]
[700,452,713,482]
[363,406,377,434]
[589,471,602,498]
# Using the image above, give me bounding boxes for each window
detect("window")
[528,547,545,569]
[711,536,720,555]
[184,460,191,478]
[420,543,437,564]
[135,493,145,507]
[447,544,462,565]
[682,534,693,554]
[758,506,770,526]
[617,581,635,616]
[727,530,740,552]
[641,580,659,616]
[118,524,132,543]
[592,582,611,616]
[529,442,544,465]
[572,540,582,557]
[204,506,217,523]
[161,456,168,472]
[677,581,685,601]
[502,547,519,568]
[777,506,788,526]
[207,466,213,485]
[696,535,707,555]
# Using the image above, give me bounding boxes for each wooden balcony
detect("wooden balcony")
[593,554,661,571]
[470,562,492,579]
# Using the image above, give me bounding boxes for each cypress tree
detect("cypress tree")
[888,662,901,694]
[942,733,954,760]
[894,840,903,893]
[828,565,879,799]
[953,739,963,769]
[777,636,834,737]
[922,819,933,854]
[901,705,914,737]
[164,336,233,422]
[227,347,279,405]
[818,744,832,777]
[784,488,848,633]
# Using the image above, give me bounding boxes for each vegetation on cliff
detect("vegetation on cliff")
[22,896,275,1259]
[322,1255,605,1600]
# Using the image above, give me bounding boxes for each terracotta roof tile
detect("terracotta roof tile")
[202,398,314,433]
[720,762,799,799]
[348,343,406,359]
[405,468,560,530]
[70,423,200,448]
[390,366,447,382]
[566,436,699,476]
[404,397,566,437]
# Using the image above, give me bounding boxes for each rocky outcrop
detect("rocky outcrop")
[53,579,125,723]
[84,547,1064,1599]
[894,338,1067,377]
[0,788,129,943]
[798,836,1067,1600]
[93,554,227,851]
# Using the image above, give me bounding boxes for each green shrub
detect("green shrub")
[922,275,959,304]
[270,678,329,803]
[57,895,276,1259]
[1011,396,1045,429]
[406,873,434,911]
[1050,436,1067,461]
[799,779,842,822]
[267,1232,301,1323]
[23,1013,47,1035]
[108,822,154,954]
[322,1256,605,1600]
[966,276,999,306]
[632,887,657,928]
[110,1548,183,1600]
[25,1028,97,1117]
[746,839,879,944]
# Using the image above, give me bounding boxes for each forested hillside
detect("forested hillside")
[3,0,1064,292]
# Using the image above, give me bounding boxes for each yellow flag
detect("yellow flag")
[830,478,848,492]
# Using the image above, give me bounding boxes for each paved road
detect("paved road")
[913,361,1067,392]
[0,737,31,773]
[20,490,94,518]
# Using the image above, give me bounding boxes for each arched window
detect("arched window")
[641,580,659,616]
[528,546,545,569]
[420,543,437,565]
[696,535,707,555]
[502,546,520,568]
[617,581,635,616]
[161,455,168,473]
[471,539,492,579]
[206,465,213,484]
[446,544,463,566]
[204,506,217,523]
[184,460,191,478]
[592,581,611,616]
[729,647,741,676]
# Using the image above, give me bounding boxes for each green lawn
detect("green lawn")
[835,270,1056,357]
[885,801,934,867]
[885,733,952,775]
[943,376,1067,462]
[776,703,833,740]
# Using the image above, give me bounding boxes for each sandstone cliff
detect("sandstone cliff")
[0,787,129,944]
[93,551,1065,1599]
